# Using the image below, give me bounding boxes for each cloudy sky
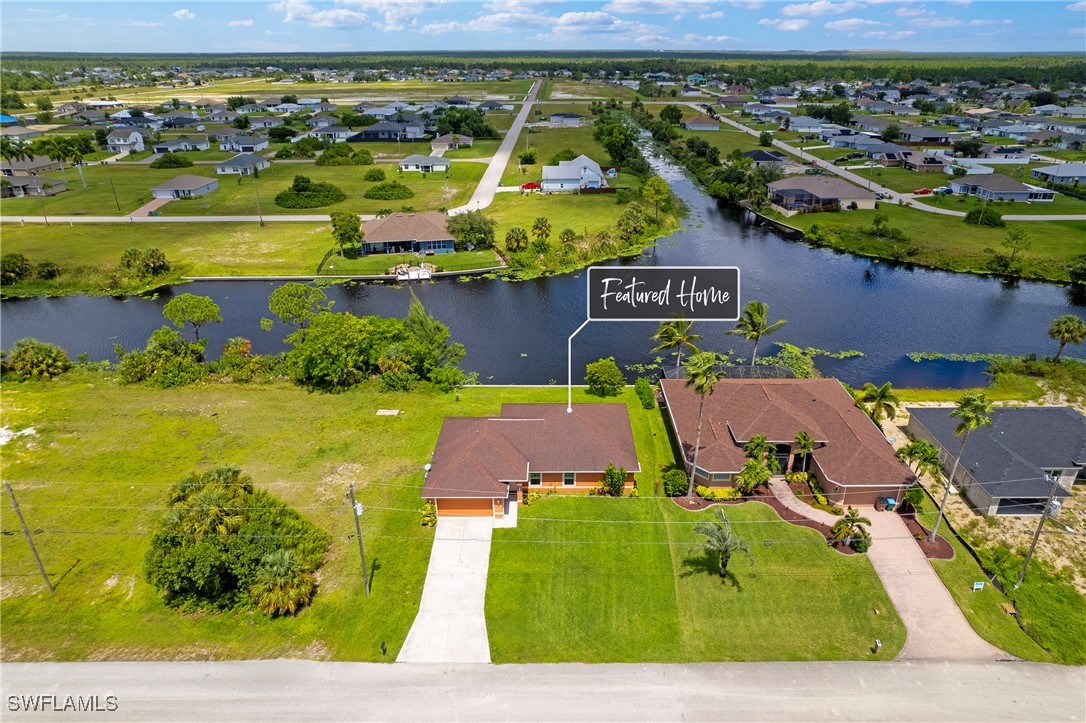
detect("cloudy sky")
[3,1,1083,53]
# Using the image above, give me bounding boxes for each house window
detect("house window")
[711,473,732,483]
[529,473,541,487]
[563,472,576,486]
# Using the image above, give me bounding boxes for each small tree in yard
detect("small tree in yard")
[505,226,528,252]
[759,130,773,147]
[832,507,872,551]
[330,210,362,258]
[585,356,624,396]
[642,175,671,222]
[1048,314,1086,361]
[163,294,222,341]
[532,216,551,244]
[6,338,70,380]
[693,508,754,579]
[447,210,496,250]
[663,469,689,497]
[602,463,627,497]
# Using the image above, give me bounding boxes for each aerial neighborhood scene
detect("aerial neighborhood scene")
[1,0,1085,720]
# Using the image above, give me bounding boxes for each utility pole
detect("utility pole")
[252,174,264,227]
[38,198,49,226]
[1014,474,1059,590]
[3,482,53,594]
[346,483,370,596]
[109,177,121,212]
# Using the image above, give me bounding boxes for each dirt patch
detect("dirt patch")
[900,512,955,560]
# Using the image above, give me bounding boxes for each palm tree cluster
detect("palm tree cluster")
[831,507,872,551]
[1,134,94,189]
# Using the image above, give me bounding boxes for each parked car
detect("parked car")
[1029,154,1042,161]
[875,192,889,200]
[521,182,540,190]
[834,157,849,164]
[848,152,866,159]
[803,168,823,175]
[914,188,933,195]
[933,187,951,195]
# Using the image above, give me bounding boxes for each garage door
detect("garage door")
[436,497,493,517]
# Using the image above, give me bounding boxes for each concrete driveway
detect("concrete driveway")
[397,517,493,663]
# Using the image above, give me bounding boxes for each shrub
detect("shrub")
[964,206,1005,227]
[1,253,33,284]
[33,260,60,279]
[274,175,347,209]
[115,327,206,389]
[634,377,655,409]
[363,167,386,182]
[785,471,809,485]
[420,502,437,527]
[585,356,624,396]
[363,181,414,200]
[429,364,471,393]
[663,469,689,497]
[523,491,542,507]
[149,152,193,169]
[602,463,627,497]
[695,485,742,502]
[851,531,872,553]
[7,338,70,380]
[518,147,538,164]
[315,147,373,166]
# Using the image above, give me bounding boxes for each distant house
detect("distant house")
[899,125,950,144]
[886,104,921,116]
[423,404,640,519]
[219,134,269,153]
[549,112,584,127]
[948,174,1055,202]
[106,128,145,153]
[215,153,270,176]
[1055,106,1086,118]
[660,378,913,506]
[306,114,337,128]
[0,175,66,198]
[742,149,787,168]
[152,137,210,153]
[444,95,471,107]
[72,109,107,124]
[541,154,607,192]
[767,176,876,213]
[0,155,60,177]
[310,126,352,143]
[1032,162,1086,185]
[478,100,504,112]
[355,121,425,141]
[249,116,284,130]
[900,152,945,173]
[359,211,455,256]
[398,154,451,173]
[431,133,473,153]
[150,174,218,199]
[717,95,745,107]
[681,84,703,97]
[681,114,720,131]
[786,116,823,133]
[907,406,1084,516]
[206,109,239,124]
[0,126,42,142]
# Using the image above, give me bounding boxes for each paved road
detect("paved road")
[2,214,361,224]
[2,660,1081,721]
[398,518,492,664]
[449,80,541,215]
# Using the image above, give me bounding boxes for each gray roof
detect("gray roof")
[953,174,1030,193]
[400,154,448,165]
[907,406,1084,500]
[216,153,266,169]
[151,174,216,191]
[742,149,786,162]
[1035,162,1086,178]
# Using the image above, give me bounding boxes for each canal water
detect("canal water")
[2,153,1082,388]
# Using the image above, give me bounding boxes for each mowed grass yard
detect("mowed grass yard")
[484,190,633,250]
[502,124,606,186]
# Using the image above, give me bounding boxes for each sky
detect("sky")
[2,1,1084,54]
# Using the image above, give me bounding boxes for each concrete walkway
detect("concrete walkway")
[128,197,173,217]
[768,482,1008,661]
[397,517,493,663]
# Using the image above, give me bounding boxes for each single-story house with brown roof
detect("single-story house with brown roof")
[423,404,641,518]
[150,174,218,199]
[682,114,720,131]
[660,378,914,506]
[430,133,473,152]
[360,211,455,255]
[0,155,60,177]
[767,176,876,214]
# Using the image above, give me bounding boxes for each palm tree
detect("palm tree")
[831,506,872,546]
[683,351,726,498]
[897,439,940,476]
[727,300,787,368]
[1048,315,1086,362]
[250,549,316,616]
[38,137,70,183]
[505,226,528,251]
[68,149,87,189]
[692,508,754,578]
[794,431,815,473]
[744,434,768,461]
[184,487,245,541]
[531,216,551,243]
[860,381,901,428]
[930,392,992,542]
[1,138,33,164]
[650,319,702,375]
[764,443,781,475]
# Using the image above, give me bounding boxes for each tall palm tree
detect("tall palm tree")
[794,431,815,473]
[531,216,551,243]
[831,507,872,546]
[650,319,702,375]
[860,381,901,428]
[693,508,754,578]
[1048,315,1086,362]
[930,392,992,542]
[68,149,87,189]
[727,300,787,368]
[505,226,528,251]
[683,351,726,498]
[38,137,70,183]
[250,549,316,616]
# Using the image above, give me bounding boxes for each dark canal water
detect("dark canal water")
[2,155,1083,388]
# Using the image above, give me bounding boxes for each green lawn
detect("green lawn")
[485,191,631,250]
[344,141,432,159]
[919,192,1086,216]
[896,374,1045,404]
[543,80,636,101]
[861,166,944,194]
[161,162,484,217]
[781,203,1086,283]
[676,128,761,157]
[116,150,154,163]
[486,395,907,663]
[1038,148,1086,162]
[502,125,610,186]
[443,139,501,159]
[485,111,519,132]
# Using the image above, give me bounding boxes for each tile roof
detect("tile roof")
[660,378,913,490]
[361,211,451,245]
[907,407,1084,499]
[423,404,641,498]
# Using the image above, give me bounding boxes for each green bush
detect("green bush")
[420,502,437,527]
[1,253,32,284]
[274,175,347,209]
[602,463,627,497]
[363,181,414,200]
[851,531,872,553]
[785,471,809,484]
[115,327,206,389]
[523,491,542,507]
[6,338,70,380]
[696,485,742,502]
[149,151,194,169]
[315,146,373,166]
[518,147,538,164]
[964,206,1005,227]
[363,167,386,182]
[119,247,171,277]
[585,356,624,396]
[33,260,60,279]
[662,468,689,497]
[634,377,655,409]
[379,369,419,392]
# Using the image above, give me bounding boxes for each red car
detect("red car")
[521,182,541,190]
[913,188,933,195]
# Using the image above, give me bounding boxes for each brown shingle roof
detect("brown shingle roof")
[767,176,876,201]
[423,404,641,498]
[660,378,912,490]
[361,211,451,245]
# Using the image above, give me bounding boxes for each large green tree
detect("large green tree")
[330,210,362,257]
[930,392,992,542]
[162,293,222,341]
[447,210,496,250]
[727,300,787,368]
[266,282,332,336]
[683,351,726,497]
[641,175,671,222]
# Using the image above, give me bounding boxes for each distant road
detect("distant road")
[1,215,361,224]
[1,660,1082,722]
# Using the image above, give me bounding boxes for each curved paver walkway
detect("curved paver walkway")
[397,517,492,663]
[769,480,1008,661]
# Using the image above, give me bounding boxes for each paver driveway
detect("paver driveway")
[397,517,493,663]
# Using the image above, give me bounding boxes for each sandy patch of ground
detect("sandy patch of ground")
[0,426,36,446]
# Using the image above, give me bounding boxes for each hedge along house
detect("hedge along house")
[660,378,914,506]
[905,406,1083,516]
[422,404,640,518]
[359,211,455,256]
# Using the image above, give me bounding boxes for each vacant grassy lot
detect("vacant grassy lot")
[502,124,607,186]
[676,128,762,157]
[781,203,1086,283]
[895,373,1046,403]
[443,140,501,159]
[918,192,1086,216]
[485,190,636,251]
[543,80,636,101]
